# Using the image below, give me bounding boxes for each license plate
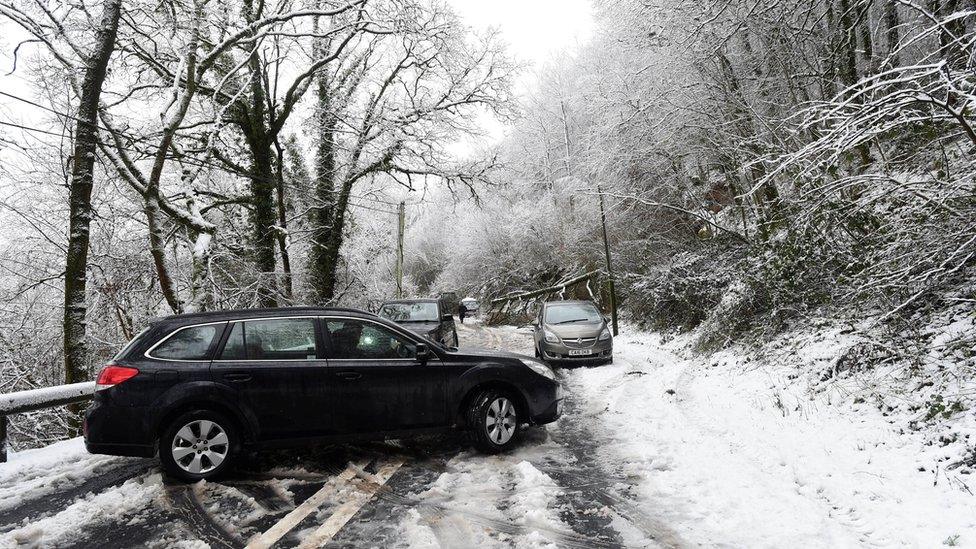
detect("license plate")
[568,349,593,356]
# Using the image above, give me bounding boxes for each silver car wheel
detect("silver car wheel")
[485,397,517,445]
[171,419,229,474]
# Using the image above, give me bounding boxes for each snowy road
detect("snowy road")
[5,322,973,547]
[0,323,678,549]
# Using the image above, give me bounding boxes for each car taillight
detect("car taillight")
[96,365,139,390]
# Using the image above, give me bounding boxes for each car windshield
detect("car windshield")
[545,303,602,325]
[379,302,439,322]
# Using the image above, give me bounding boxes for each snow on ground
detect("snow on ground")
[1,471,161,548]
[564,324,976,548]
[399,442,575,548]
[0,438,124,513]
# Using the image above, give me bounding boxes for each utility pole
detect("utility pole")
[597,184,619,335]
[395,201,405,298]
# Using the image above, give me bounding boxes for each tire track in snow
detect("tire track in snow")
[545,372,684,548]
[0,459,154,532]
[164,482,244,549]
[473,323,685,548]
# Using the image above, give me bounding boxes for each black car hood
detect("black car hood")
[398,321,441,335]
[449,347,532,362]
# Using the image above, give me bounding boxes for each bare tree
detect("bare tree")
[308,3,514,302]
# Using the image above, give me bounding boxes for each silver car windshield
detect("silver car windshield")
[379,302,439,322]
[545,303,602,324]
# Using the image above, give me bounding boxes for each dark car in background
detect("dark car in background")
[461,297,480,315]
[84,307,562,481]
[378,298,458,347]
[532,300,613,366]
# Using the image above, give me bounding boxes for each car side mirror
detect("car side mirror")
[415,343,431,364]
[442,313,453,321]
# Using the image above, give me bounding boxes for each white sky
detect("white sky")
[445,0,595,145]
[0,1,596,162]
[447,0,594,68]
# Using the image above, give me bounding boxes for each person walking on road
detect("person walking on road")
[458,303,467,324]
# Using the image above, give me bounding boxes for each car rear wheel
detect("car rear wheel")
[160,410,237,481]
[468,391,521,453]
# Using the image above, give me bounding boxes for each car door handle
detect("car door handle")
[223,373,252,382]
[335,371,362,380]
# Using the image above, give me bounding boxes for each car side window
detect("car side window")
[151,325,219,360]
[325,319,416,360]
[219,322,245,360]
[218,319,317,360]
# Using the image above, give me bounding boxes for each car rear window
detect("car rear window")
[150,324,220,360]
[218,319,318,360]
[112,327,149,360]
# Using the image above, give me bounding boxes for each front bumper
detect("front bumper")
[525,379,563,425]
[540,338,612,363]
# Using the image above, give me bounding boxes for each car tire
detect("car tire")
[160,409,238,482]
[467,390,521,454]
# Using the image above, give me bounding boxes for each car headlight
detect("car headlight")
[520,358,556,380]
[598,327,611,341]
[543,329,560,343]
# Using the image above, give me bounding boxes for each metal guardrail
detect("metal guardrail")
[0,381,96,463]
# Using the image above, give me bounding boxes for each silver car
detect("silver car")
[531,300,613,366]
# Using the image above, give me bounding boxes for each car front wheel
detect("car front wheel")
[160,410,237,481]
[468,391,521,453]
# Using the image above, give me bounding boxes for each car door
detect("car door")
[322,317,448,434]
[211,317,334,440]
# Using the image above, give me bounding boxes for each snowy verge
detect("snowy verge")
[566,324,976,547]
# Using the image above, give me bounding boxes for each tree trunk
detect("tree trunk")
[145,195,183,313]
[837,0,859,90]
[316,177,354,302]
[310,75,339,303]
[246,131,279,306]
[822,0,838,99]
[274,138,293,300]
[240,0,278,307]
[63,0,122,396]
[882,0,901,67]
[857,0,876,73]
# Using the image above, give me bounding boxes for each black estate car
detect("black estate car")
[377,298,458,347]
[84,307,562,481]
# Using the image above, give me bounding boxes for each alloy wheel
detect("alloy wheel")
[485,397,517,445]
[171,419,229,474]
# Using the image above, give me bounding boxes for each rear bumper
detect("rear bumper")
[83,397,155,457]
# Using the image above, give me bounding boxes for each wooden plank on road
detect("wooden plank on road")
[296,459,404,549]
[243,462,364,549]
